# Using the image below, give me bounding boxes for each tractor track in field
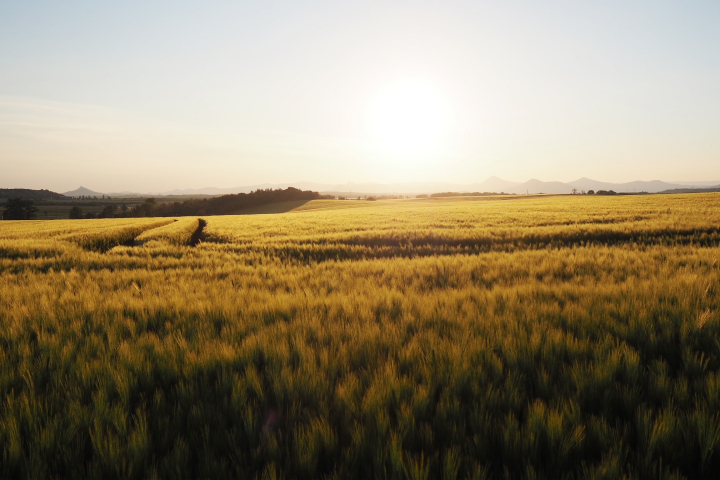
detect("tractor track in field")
[189,219,207,247]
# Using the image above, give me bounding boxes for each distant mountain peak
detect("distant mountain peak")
[63,186,106,197]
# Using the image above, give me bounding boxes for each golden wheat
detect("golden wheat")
[1,193,719,478]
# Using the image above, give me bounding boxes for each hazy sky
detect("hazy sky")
[1,1,719,192]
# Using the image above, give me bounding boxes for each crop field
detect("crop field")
[2,193,720,479]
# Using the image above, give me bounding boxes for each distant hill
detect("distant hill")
[569,178,626,193]
[509,179,576,195]
[63,186,107,197]
[674,180,720,186]
[503,178,715,195]
[568,178,687,194]
[51,177,720,199]
[0,188,66,200]
[467,176,522,193]
[659,186,720,194]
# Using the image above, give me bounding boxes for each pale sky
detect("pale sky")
[1,1,719,192]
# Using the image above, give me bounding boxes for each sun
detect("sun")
[366,78,451,156]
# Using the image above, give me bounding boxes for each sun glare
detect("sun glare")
[366,78,451,156]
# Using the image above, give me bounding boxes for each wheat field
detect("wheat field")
[2,194,720,479]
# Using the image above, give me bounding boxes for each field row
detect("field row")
[3,194,720,262]
[0,217,205,259]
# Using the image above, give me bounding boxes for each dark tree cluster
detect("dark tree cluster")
[2,198,38,220]
[69,206,84,219]
[123,187,329,218]
[0,189,65,201]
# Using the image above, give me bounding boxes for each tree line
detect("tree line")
[3,188,330,220]
[118,188,329,218]
[1,198,39,220]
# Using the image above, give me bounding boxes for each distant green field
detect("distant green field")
[2,194,720,478]
[2,198,179,220]
[32,203,112,219]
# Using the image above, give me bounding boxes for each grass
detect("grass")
[1,193,720,478]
